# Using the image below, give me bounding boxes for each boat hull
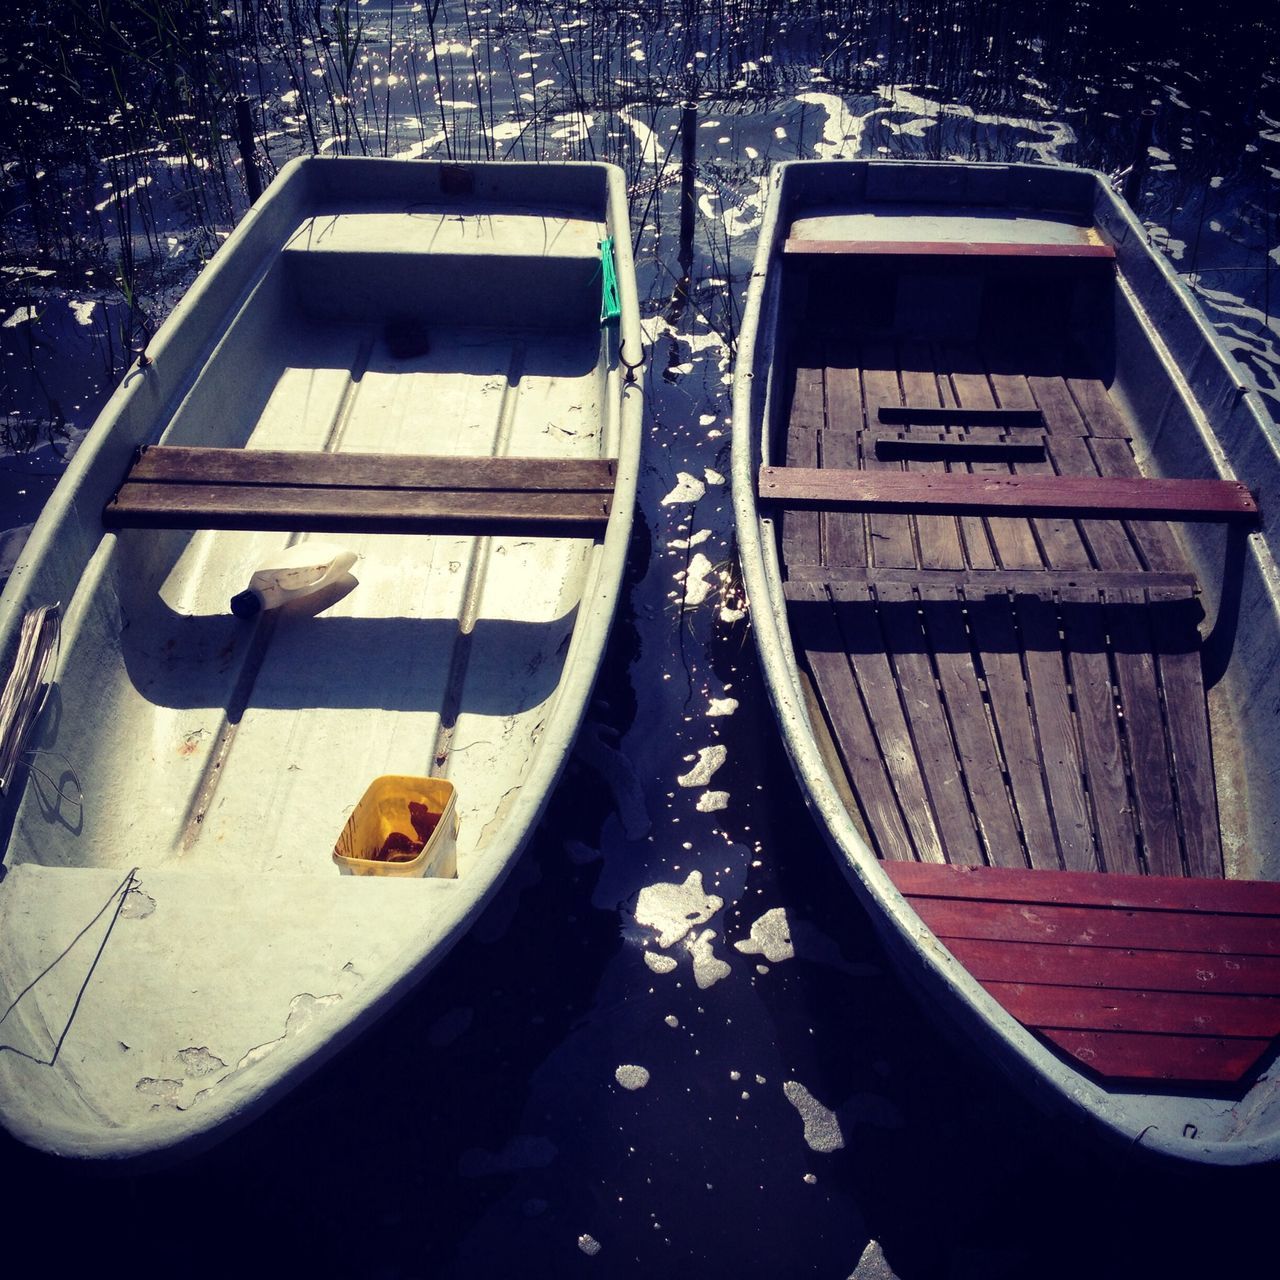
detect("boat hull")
[0,158,643,1161]
[732,160,1280,1167]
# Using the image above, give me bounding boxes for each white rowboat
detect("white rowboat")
[0,158,642,1162]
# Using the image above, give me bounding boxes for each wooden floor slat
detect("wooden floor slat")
[783,366,824,566]
[876,582,985,866]
[918,586,1026,867]
[785,580,919,863]
[1151,585,1224,877]
[1104,589,1186,876]
[822,359,866,568]
[860,349,917,568]
[944,348,1046,572]
[899,343,967,571]
[1056,589,1140,875]
[835,583,947,862]
[1013,591,1098,872]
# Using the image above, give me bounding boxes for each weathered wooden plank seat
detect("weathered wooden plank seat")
[104,446,616,538]
[759,468,1260,524]
[885,861,1280,1084]
[784,239,1117,261]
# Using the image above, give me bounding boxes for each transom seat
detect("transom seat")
[886,861,1280,1085]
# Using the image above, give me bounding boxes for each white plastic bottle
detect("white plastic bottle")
[230,541,358,619]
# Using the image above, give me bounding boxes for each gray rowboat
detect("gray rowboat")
[0,157,642,1162]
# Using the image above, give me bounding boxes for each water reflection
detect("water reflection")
[1,2,1278,1274]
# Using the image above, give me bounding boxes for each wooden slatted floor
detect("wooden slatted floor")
[781,337,1223,881]
[774,334,1273,1084]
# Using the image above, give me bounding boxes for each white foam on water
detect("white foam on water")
[634,870,723,948]
[669,528,711,549]
[795,91,875,158]
[877,84,1076,161]
[661,472,706,506]
[645,952,678,975]
[621,108,666,166]
[677,744,727,787]
[680,551,717,607]
[70,300,96,327]
[783,1080,846,1153]
[696,790,729,813]
[615,1064,651,1090]
[686,927,732,989]
[707,697,738,717]
[733,907,795,963]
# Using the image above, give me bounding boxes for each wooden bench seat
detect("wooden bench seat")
[784,238,1116,261]
[885,861,1280,1085]
[104,446,616,538]
[760,467,1259,524]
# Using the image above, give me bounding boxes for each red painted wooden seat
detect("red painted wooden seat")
[884,861,1280,1085]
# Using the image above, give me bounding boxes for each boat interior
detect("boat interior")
[3,176,621,882]
[767,220,1280,1088]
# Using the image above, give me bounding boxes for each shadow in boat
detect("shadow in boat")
[118,604,580,714]
[787,591,1205,657]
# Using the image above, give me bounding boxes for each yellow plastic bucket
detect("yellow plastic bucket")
[332,776,459,878]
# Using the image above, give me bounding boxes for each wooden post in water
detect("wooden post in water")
[235,97,264,205]
[679,100,697,277]
[1123,108,1157,210]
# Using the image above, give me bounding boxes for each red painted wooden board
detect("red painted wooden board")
[946,937,1280,997]
[783,239,1117,260]
[982,981,1280,1038]
[758,468,1260,523]
[885,861,1280,916]
[1038,1028,1270,1084]
[905,897,1280,956]
[884,861,1280,1081]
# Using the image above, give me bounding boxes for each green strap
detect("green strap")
[599,237,621,325]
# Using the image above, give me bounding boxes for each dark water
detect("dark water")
[2,3,1279,1274]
